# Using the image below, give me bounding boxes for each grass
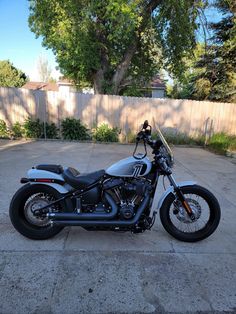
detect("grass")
[207,133,236,155]
[160,132,205,146]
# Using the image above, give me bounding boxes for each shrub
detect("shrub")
[0,119,9,138]
[11,122,23,138]
[23,118,58,139]
[93,123,119,142]
[208,133,236,154]
[23,118,43,138]
[126,130,136,143]
[61,118,89,140]
[229,136,236,151]
[43,122,58,139]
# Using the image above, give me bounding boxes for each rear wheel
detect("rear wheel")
[160,185,221,242]
[9,184,66,240]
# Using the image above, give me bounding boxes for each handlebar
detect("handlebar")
[133,121,165,160]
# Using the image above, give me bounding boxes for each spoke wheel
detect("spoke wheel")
[9,184,66,240]
[160,185,221,242]
[24,193,61,227]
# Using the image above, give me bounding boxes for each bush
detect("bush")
[23,118,58,139]
[23,118,43,138]
[93,123,119,142]
[11,122,23,138]
[229,137,236,151]
[126,130,136,143]
[44,122,58,139]
[208,133,236,154]
[61,118,89,140]
[0,119,9,138]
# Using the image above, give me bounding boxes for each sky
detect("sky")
[0,0,60,80]
[0,1,222,82]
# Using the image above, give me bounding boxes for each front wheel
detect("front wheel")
[9,184,66,240]
[160,185,221,242]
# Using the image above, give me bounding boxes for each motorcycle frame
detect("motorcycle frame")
[30,170,196,221]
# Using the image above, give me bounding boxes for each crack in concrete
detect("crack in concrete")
[62,227,71,250]
[183,254,214,312]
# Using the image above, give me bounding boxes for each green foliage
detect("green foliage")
[23,118,58,138]
[61,118,89,140]
[190,1,236,102]
[155,0,204,80]
[167,0,236,103]
[166,44,205,99]
[208,133,236,154]
[154,130,205,146]
[93,123,119,142]
[44,122,58,139]
[125,130,136,143]
[23,118,43,138]
[29,0,205,94]
[0,119,9,138]
[0,60,28,87]
[121,85,144,97]
[11,122,23,138]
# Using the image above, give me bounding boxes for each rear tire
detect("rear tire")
[160,185,221,242]
[9,184,66,240]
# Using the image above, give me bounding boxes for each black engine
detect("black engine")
[103,177,151,220]
[119,203,135,219]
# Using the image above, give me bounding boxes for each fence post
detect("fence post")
[204,117,210,146]
[44,94,47,140]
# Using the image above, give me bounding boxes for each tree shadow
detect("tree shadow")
[1,87,235,139]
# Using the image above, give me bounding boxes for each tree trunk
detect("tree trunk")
[111,43,137,95]
[94,0,163,95]
[110,0,163,95]
[93,69,105,94]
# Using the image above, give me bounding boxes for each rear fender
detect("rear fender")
[26,169,73,194]
[157,181,197,210]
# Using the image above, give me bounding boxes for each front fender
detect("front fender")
[157,181,197,210]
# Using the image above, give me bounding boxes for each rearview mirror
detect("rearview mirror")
[143,120,149,129]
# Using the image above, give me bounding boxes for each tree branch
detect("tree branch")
[111,0,163,94]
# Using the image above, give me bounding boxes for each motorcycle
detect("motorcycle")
[9,120,221,241]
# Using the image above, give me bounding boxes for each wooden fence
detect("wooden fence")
[0,87,236,136]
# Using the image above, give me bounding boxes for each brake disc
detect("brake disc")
[24,195,52,227]
[175,198,201,223]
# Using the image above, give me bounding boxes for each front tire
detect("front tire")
[9,184,66,240]
[160,185,221,242]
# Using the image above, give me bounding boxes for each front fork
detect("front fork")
[167,174,195,220]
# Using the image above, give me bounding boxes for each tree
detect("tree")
[166,44,205,99]
[191,0,236,102]
[0,60,28,88]
[29,0,207,95]
[37,54,52,82]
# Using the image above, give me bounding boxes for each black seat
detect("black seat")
[62,167,105,189]
[34,164,63,174]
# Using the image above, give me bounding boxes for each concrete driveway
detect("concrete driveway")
[0,140,235,314]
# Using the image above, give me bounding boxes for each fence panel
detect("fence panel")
[0,87,235,136]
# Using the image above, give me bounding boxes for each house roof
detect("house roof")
[151,77,166,89]
[57,78,73,85]
[22,79,75,91]
[22,81,58,91]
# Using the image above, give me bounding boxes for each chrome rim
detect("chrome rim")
[24,193,58,227]
[170,193,210,233]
